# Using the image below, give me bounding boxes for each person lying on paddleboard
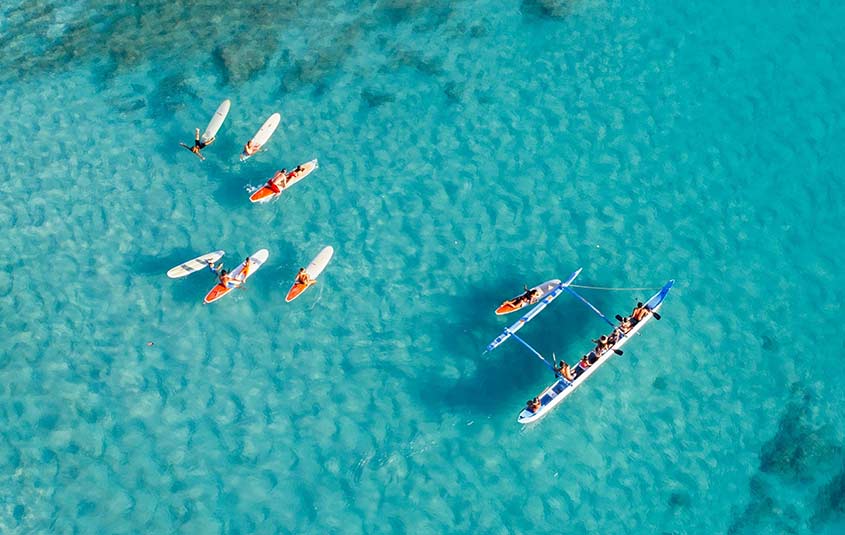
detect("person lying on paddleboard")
[180,128,214,160]
[237,257,251,282]
[508,286,541,308]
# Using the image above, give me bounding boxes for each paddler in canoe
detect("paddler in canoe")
[578,354,591,369]
[555,359,576,382]
[631,302,651,322]
[180,128,214,161]
[592,335,612,356]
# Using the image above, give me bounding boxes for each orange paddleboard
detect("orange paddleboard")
[285,246,334,302]
[203,249,269,304]
[249,159,318,203]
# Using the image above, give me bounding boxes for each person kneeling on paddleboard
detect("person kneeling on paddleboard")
[267,169,288,194]
[295,268,314,286]
[509,286,540,308]
[236,257,251,283]
[243,140,260,157]
[218,268,235,288]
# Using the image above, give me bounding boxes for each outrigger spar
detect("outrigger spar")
[484,269,674,424]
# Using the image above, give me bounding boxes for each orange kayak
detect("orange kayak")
[495,279,562,315]
[249,159,318,203]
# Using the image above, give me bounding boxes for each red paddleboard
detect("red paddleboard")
[203,249,269,304]
[495,279,561,315]
[249,159,318,203]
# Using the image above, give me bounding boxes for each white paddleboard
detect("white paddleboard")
[167,250,225,279]
[241,113,281,161]
[285,246,334,302]
[203,249,270,304]
[201,99,231,144]
[305,246,334,279]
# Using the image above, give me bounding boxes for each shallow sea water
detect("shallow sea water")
[1,1,844,533]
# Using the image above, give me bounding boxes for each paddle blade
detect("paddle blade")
[614,349,624,355]
[653,312,661,320]
[615,314,624,322]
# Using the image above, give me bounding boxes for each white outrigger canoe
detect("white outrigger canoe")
[484,270,674,424]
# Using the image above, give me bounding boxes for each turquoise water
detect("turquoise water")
[2,0,844,533]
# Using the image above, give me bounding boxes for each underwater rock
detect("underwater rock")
[729,385,843,534]
[214,38,274,85]
[361,89,395,108]
[759,415,841,482]
[811,463,845,529]
[522,0,572,19]
[151,74,195,115]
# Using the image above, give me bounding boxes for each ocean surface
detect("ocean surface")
[1,0,844,533]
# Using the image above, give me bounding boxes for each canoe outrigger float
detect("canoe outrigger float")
[484,268,674,424]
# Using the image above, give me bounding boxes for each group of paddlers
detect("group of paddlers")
[525,301,654,413]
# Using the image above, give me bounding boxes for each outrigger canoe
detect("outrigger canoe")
[483,270,673,425]
[495,279,561,315]
[249,159,318,203]
[517,280,674,424]
[203,249,269,304]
